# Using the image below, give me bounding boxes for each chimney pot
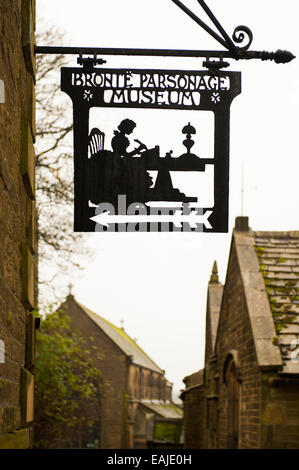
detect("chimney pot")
[235,216,249,232]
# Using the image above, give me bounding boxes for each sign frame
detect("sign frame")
[61,66,241,232]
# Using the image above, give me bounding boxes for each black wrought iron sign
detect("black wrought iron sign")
[61,66,240,232]
[36,0,295,233]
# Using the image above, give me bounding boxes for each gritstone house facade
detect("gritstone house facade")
[62,296,183,449]
[182,217,299,449]
[0,0,37,449]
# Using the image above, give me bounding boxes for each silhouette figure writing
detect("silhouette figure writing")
[111,119,147,157]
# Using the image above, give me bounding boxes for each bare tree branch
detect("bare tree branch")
[36,25,92,308]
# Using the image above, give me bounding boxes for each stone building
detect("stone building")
[62,296,183,449]
[182,217,299,449]
[0,1,37,449]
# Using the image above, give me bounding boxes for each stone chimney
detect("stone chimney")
[235,216,249,232]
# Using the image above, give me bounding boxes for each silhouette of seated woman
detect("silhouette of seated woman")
[110,119,153,202]
[111,119,146,157]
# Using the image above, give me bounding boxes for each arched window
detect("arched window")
[224,354,241,449]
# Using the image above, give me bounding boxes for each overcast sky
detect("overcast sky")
[37,0,299,398]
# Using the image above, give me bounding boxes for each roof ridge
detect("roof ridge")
[75,300,163,373]
[107,319,163,372]
[254,231,299,238]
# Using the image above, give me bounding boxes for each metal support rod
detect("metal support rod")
[34,46,295,64]
[195,0,238,53]
[35,45,231,57]
[170,0,228,49]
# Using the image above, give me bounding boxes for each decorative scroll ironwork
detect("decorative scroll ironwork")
[171,0,254,53]
[232,26,253,51]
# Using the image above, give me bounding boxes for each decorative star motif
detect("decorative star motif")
[83,89,94,102]
[211,92,221,104]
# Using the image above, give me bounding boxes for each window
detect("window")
[224,355,240,449]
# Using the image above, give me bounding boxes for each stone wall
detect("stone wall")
[261,373,299,448]
[62,298,130,449]
[182,371,205,449]
[63,298,177,449]
[183,221,299,449]
[128,366,170,402]
[216,239,261,448]
[0,0,36,449]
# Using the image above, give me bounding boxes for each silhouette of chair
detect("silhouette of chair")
[88,128,105,158]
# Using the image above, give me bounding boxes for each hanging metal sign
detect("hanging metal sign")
[34,0,293,233]
[61,65,241,232]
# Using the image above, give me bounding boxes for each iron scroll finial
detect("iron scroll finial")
[232,25,253,51]
[195,0,253,52]
[169,0,295,64]
[236,49,295,64]
[171,0,254,54]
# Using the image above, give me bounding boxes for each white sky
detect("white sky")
[37,0,299,399]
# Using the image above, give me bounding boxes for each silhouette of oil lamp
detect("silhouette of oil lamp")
[182,122,196,154]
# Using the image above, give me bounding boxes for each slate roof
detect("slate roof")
[254,231,299,374]
[76,301,163,374]
[230,229,283,369]
[139,400,183,419]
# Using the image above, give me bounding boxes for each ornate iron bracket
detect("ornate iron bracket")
[171,0,252,53]
[170,0,294,65]
[35,0,295,65]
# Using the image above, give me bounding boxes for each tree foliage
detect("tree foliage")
[36,26,91,306]
[34,307,103,448]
